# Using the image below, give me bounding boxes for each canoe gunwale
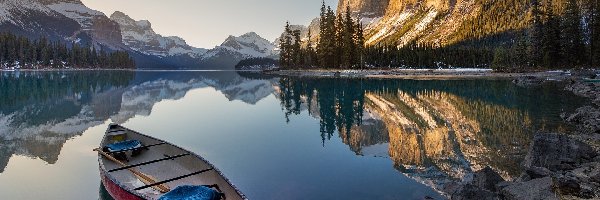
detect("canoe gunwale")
[98,124,248,200]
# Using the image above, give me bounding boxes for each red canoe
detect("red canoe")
[98,124,246,200]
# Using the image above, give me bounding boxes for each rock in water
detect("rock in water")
[501,177,558,200]
[524,133,598,171]
[513,76,544,87]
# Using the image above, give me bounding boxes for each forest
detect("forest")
[277,0,600,71]
[0,32,136,70]
[279,2,364,69]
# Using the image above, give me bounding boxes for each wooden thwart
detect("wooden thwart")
[108,153,191,172]
[134,168,214,191]
[94,148,171,193]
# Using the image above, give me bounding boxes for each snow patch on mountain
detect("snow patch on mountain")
[0,0,54,25]
[204,32,277,60]
[46,2,104,28]
[110,11,208,58]
[366,11,414,44]
[398,9,438,46]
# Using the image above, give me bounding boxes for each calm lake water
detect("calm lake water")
[0,70,587,199]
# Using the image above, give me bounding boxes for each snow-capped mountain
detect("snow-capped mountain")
[0,0,278,69]
[0,0,125,50]
[0,0,80,41]
[109,11,277,69]
[199,32,278,69]
[206,32,277,59]
[110,11,208,59]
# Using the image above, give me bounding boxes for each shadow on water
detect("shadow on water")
[99,182,115,200]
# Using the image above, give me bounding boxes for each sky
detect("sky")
[81,0,338,49]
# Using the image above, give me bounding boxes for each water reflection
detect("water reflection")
[0,71,584,199]
[275,76,584,192]
[0,71,275,174]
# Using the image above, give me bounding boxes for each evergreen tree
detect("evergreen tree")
[305,29,316,67]
[590,0,600,66]
[0,32,134,69]
[354,22,365,68]
[279,22,293,68]
[292,29,302,67]
[541,0,561,68]
[529,0,543,67]
[560,0,585,66]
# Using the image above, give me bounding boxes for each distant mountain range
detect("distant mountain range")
[0,0,277,69]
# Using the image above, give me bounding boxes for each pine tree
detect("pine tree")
[279,22,293,68]
[317,1,328,68]
[342,5,356,68]
[541,0,561,68]
[560,0,585,67]
[590,0,600,66]
[529,0,543,67]
[354,22,365,68]
[292,29,302,67]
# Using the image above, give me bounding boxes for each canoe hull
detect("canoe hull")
[101,167,144,200]
[97,124,246,200]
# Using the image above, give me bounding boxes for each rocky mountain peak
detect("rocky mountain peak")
[337,0,390,18]
[110,10,207,59]
[38,0,83,5]
[241,32,260,39]
[110,11,151,29]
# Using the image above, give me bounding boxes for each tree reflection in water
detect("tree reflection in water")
[276,76,584,190]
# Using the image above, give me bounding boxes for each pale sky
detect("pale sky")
[81,0,338,49]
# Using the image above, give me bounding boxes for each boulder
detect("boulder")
[565,81,600,106]
[500,177,558,200]
[556,175,581,195]
[526,166,553,179]
[563,106,600,135]
[472,166,505,192]
[524,133,598,171]
[451,184,499,200]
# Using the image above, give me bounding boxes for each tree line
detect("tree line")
[0,32,135,69]
[275,0,600,71]
[279,2,365,69]
[491,0,600,71]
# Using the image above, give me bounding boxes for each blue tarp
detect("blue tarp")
[106,140,141,152]
[158,185,221,200]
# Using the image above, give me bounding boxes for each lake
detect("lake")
[0,70,586,199]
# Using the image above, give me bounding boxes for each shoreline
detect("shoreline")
[0,68,137,72]
[262,68,579,80]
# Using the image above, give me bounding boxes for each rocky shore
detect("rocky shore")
[450,71,600,199]
[265,69,574,80]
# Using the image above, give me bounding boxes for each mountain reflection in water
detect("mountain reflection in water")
[0,71,585,199]
[275,76,584,192]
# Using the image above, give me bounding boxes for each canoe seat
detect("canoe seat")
[158,185,225,200]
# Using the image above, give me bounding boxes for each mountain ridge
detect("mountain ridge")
[0,0,278,69]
